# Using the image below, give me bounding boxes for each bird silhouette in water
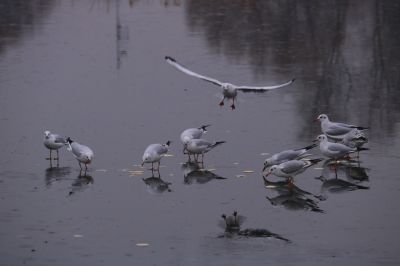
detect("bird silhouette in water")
[218,211,291,242]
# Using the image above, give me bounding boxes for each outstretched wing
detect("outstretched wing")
[165,56,223,87]
[236,78,295,92]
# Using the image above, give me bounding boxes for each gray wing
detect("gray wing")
[275,150,302,162]
[335,122,356,128]
[147,144,168,155]
[54,135,66,144]
[324,124,351,136]
[326,143,354,153]
[194,139,213,147]
[280,160,305,174]
[236,78,295,92]
[71,144,85,157]
[186,128,202,139]
[165,56,222,86]
[156,145,168,155]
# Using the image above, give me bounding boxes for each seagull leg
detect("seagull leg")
[288,177,294,187]
[55,149,60,161]
[231,98,236,110]
[46,149,52,160]
[219,97,225,106]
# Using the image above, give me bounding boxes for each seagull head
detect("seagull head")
[316,114,329,122]
[142,153,152,164]
[264,165,278,177]
[44,130,51,138]
[66,137,74,144]
[263,159,272,171]
[314,134,327,143]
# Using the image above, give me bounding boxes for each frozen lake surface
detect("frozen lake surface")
[1,1,400,265]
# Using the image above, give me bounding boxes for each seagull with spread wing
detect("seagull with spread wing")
[165,56,295,109]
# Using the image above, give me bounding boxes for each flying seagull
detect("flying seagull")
[165,56,295,109]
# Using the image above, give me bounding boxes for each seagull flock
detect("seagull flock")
[263,113,369,181]
[43,56,370,238]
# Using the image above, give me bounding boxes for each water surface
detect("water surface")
[1,1,400,265]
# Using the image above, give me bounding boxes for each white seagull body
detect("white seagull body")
[43,130,66,161]
[316,114,369,140]
[262,144,317,171]
[142,141,171,170]
[265,158,322,180]
[315,134,358,160]
[185,138,225,162]
[180,125,210,145]
[66,137,94,171]
[165,56,295,109]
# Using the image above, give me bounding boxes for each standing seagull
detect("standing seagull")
[185,139,225,162]
[316,114,369,140]
[66,137,94,171]
[43,130,66,161]
[180,125,211,145]
[142,141,171,170]
[262,144,317,171]
[265,158,322,181]
[180,124,210,157]
[165,56,295,109]
[315,134,366,160]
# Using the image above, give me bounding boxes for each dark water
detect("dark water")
[1,1,400,265]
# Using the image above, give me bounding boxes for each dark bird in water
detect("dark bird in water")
[218,211,291,242]
[221,211,246,233]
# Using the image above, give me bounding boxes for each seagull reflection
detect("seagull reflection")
[263,176,324,213]
[142,173,172,194]
[323,159,369,182]
[218,211,290,242]
[45,166,72,187]
[68,171,94,196]
[316,160,369,199]
[181,161,226,184]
